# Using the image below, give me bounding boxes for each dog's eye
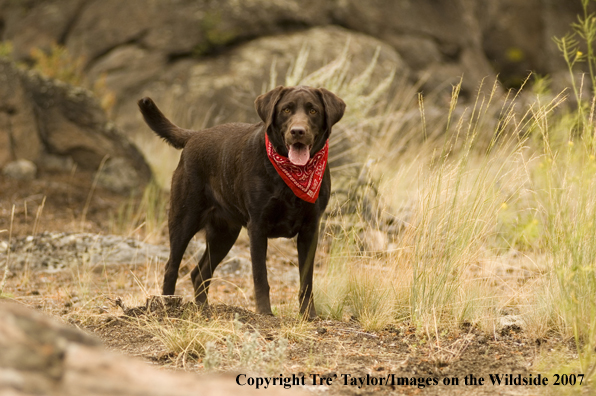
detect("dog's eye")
[283,108,291,114]
[309,109,317,115]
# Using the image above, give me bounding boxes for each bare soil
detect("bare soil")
[0,173,577,395]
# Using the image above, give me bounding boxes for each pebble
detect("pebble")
[2,159,37,181]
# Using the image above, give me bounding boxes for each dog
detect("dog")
[137,85,345,319]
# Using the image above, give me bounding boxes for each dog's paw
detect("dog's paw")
[300,306,318,321]
[255,308,274,317]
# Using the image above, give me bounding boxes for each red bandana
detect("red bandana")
[265,134,328,203]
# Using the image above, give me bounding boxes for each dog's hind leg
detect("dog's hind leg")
[163,213,201,295]
[163,182,204,295]
[191,222,241,307]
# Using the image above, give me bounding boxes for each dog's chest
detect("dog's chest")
[259,196,315,238]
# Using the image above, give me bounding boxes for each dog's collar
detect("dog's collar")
[265,134,328,203]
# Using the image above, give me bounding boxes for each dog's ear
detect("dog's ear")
[255,86,286,125]
[317,88,346,133]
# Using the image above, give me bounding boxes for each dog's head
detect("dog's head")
[255,86,346,166]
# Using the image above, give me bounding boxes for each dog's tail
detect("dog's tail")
[137,97,193,149]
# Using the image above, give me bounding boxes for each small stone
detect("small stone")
[39,154,74,172]
[2,159,37,181]
[95,157,140,194]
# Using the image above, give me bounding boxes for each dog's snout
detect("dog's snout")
[290,127,306,137]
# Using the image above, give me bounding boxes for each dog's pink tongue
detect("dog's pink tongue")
[288,145,310,166]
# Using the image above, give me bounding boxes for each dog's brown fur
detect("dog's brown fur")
[137,86,345,318]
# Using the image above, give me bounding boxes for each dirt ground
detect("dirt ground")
[0,173,584,395]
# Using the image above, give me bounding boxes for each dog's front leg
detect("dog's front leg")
[248,227,273,315]
[297,225,319,320]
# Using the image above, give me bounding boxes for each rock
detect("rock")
[121,25,407,134]
[391,35,443,71]
[478,0,545,87]
[0,301,306,396]
[86,44,166,96]
[0,59,42,163]
[0,0,587,147]
[0,112,13,167]
[476,0,595,87]
[39,153,75,172]
[0,232,215,274]
[216,257,252,277]
[2,159,37,181]
[95,157,143,194]
[1,232,171,272]
[2,0,496,135]
[0,0,86,61]
[498,313,524,336]
[0,58,152,193]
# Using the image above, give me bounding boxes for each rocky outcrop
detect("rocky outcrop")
[0,301,305,396]
[0,0,588,181]
[120,25,408,133]
[477,0,586,90]
[2,0,585,138]
[0,58,151,192]
[0,231,252,276]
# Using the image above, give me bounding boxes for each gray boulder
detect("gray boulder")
[119,25,408,134]
[0,59,152,193]
[0,302,305,396]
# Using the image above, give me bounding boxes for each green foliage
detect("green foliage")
[0,41,13,58]
[30,43,85,86]
[0,41,116,113]
[193,11,237,56]
[538,0,596,379]
[497,202,543,250]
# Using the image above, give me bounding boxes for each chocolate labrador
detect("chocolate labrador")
[137,86,345,319]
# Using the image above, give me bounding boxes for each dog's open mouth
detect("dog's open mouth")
[287,143,311,166]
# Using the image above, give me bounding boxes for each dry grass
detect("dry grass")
[119,43,596,381]
[3,25,595,384]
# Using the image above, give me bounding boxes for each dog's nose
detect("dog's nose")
[290,127,306,137]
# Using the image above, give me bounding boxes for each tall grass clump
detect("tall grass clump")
[537,128,596,379]
[138,311,288,373]
[375,79,562,329]
[109,181,169,243]
[293,38,558,330]
[306,3,596,380]
[534,0,596,377]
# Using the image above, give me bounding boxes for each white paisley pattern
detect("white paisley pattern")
[265,134,329,203]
